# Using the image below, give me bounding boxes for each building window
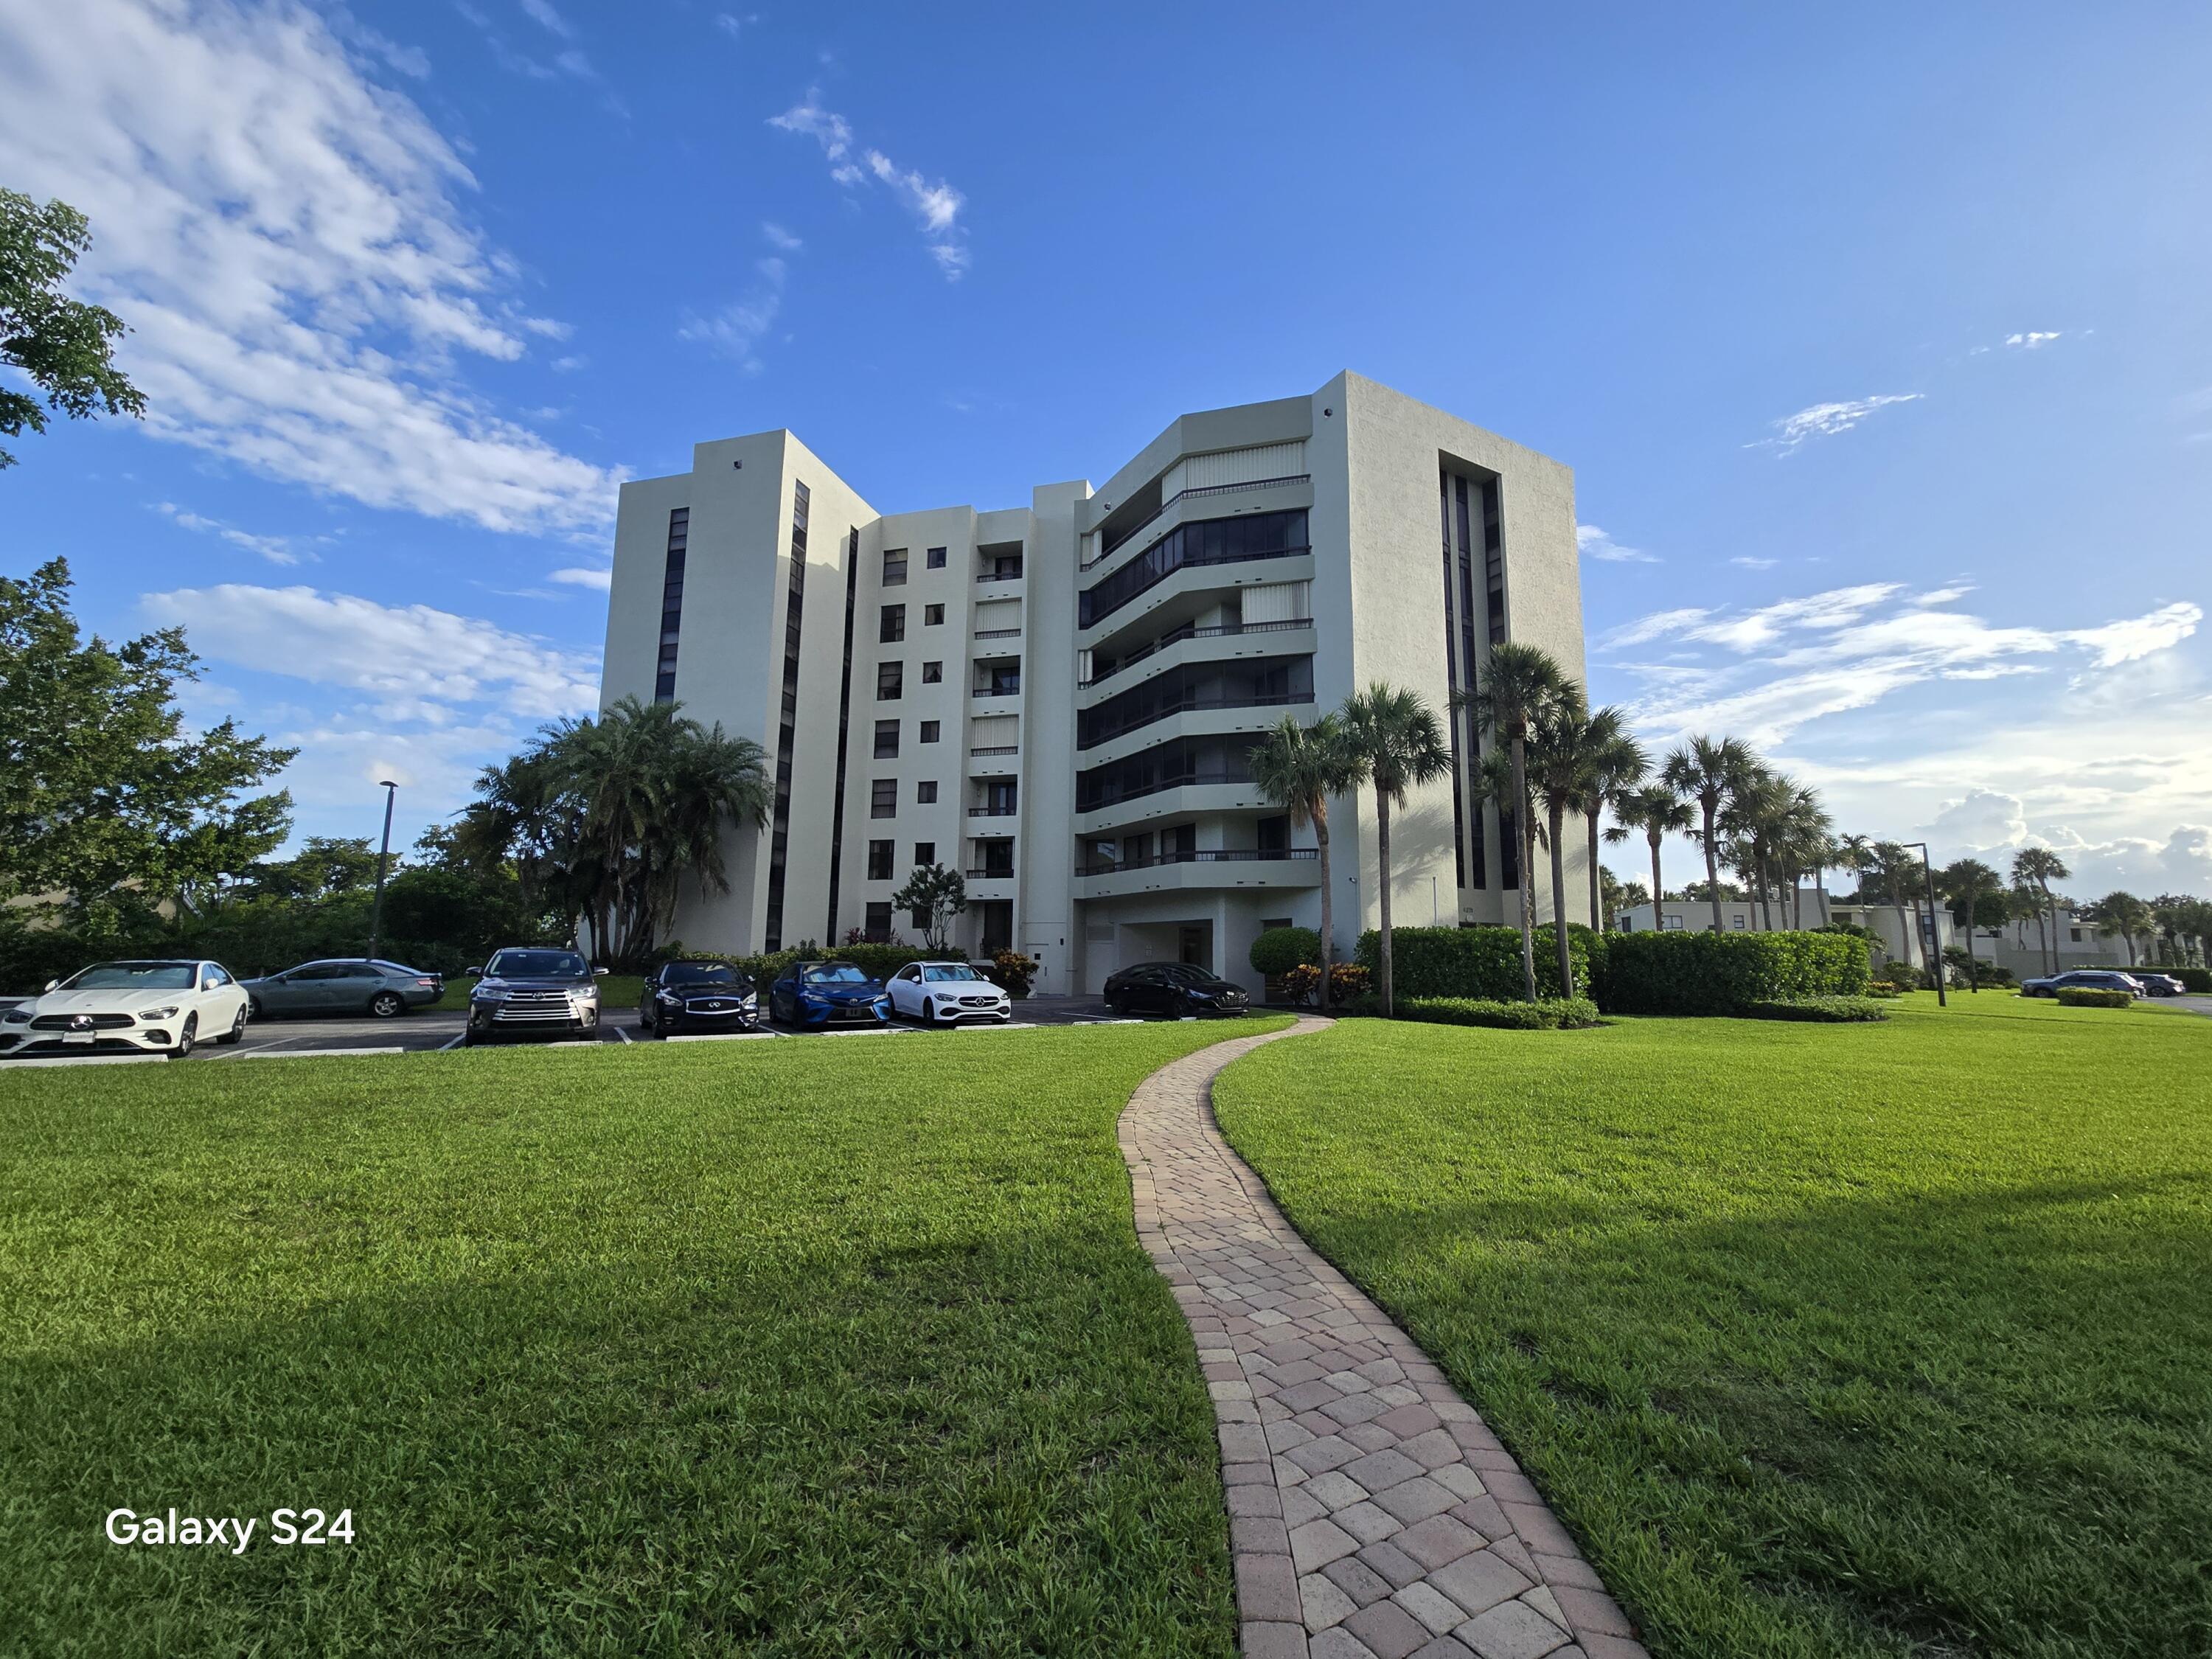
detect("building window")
[874,719,900,758]
[880,604,905,643]
[863,902,893,940]
[920,720,940,742]
[925,603,945,625]
[1078,509,1306,627]
[883,549,907,586]
[917,780,938,804]
[871,779,897,818]
[867,839,894,880]
[922,660,942,684]
[1663,914,1684,931]
[763,482,809,949]
[654,507,689,703]
[877,661,903,700]
[926,546,947,570]
[1731,915,1747,930]
[914,841,935,866]
[2070,927,2083,942]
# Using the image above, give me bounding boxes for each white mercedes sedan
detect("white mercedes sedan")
[0,959,251,1059]
[884,961,1013,1026]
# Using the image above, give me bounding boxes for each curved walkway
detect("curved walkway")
[1120,1019,1648,1659]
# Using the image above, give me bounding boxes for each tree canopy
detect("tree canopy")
[1,190,145,470]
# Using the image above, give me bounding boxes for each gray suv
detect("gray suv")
[242,959,444,1019]
[464,947,607,1045]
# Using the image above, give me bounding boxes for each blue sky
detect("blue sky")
[3,0,2208,897]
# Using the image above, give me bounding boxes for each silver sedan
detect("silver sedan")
[241,959,445,1019]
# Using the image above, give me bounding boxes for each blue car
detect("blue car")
[768,960,893,1029]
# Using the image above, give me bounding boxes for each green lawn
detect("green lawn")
[0,1018,1286,1657]
[1212,994,2212,1659]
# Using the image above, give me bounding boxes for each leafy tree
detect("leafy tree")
[1939,858,2005,990]
[1,191,146,470]
[891,862,967,953]
[1609,873,1650,919]
[2088,890,2153,966]
[0,558,293,926]
[1606,782,1695,929]
[1871,841,1926,975]
[1578,707,1646,933]
[1525,697,1635,995]
[242,836,382,902]
[1456,642,1572,1002]
[1340,682,1452,1016]
[1249,712,1363,1009]
[2010,847,2070,975]
[1662,735,1757,937]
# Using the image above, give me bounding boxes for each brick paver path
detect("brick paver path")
[1120,1019,1649,1659]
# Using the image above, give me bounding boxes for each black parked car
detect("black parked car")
[2020,969,2145,998]
[1104,961,1252,1018]
[639,959,759,1037]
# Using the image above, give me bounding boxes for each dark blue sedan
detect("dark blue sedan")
[768,961,892,1029]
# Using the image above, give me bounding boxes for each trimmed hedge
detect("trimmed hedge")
[1741,996,1891,1023]
[1354,925,1589,1000]
[1397,995,1604,1030]
[1251,926,1321,979]
[2056,987,2134,1008]
[2143,964,2212,993]
[1865,981,1907,998]
[1600,930,1870,1015]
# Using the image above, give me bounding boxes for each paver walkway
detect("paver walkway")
[1120,1019,1649,1659]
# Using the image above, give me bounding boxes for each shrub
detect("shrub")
[1740,996,1891,1023]
[1354,925,1588,1000]
[983,949,1039,998]
[1250,926,1321,979]
[1279,963,1370,1006]
[1396,995,1604,1031]
[1865,981,1907,998]
[2143,964,2212,993]
[2056,987,2134,1009]
[1600,930,1870,1015]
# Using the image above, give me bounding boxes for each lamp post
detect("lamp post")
[1901,840,1947,1006]
[364,780,399,964]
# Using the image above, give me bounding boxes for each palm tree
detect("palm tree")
[1606,783,1695,928]
[1523,700,1638,994]
[1872,841,1924,975]
[1775,789,1834,928]
[2090,890,2153,966]
[1940,858,2003,990]
[1250,713,1364,1011]
[1718,763,1792,931]
[1455,642,1572,1001]
[1340,683,1453,1017]
[2010,847,2069,975]
[1662,736,1756,936]
[1580,713,1648,932]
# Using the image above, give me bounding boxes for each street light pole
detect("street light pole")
[1902,839,1947,1007]
[365,780,399,964]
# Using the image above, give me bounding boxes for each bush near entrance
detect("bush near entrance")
[1249,926,1321,980]
[1741,995,1891,1023]
[1601,929,1868,1015]
[1396,995,1603,1030]
[1354,925,1589,1001]
[2057,986,2135,1008]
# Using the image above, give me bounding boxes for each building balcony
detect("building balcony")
[1075,847,1324,900]
[1074,779,1268,838]
[967,804,1019,818]
[1077,549,1315,654]
[1079,617,1314,695]
[967,745,1020,776]
[1079,689,1313,753]
[973,625,1021,641]
[1076,701,1307,773]
[1083,473,1312,571]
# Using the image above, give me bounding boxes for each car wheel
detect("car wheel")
[368,990,406,1019]
[922,998,936,1024]
[170,1013,198,1060]
[216,1005,248,1046]
[248,996,265,1019]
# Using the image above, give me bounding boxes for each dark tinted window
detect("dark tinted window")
[665,963,740,985]
[485,949,590,978]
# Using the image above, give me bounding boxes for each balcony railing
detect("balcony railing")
[1079,616,1313,689]
[1079,689,1313,751]
[1077,770,1248,813]
[1076,848,1321,878]
[964,867,1016,881]
[973,627,1021,640]
[1081,543,1310,630]
[972,686,1020,699]
[976,568,1023,583]
[970,745,1018,757]
[968,804,1018,817]
[1087,474,1310,568]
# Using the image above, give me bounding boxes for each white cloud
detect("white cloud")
[1925,787,2031,850]
[2005,330,2062,349]
[1752,393,1924,454]
[1731,555,1778,569]
[678,251,788,372]
[715,11,757,39]
[549,566,611,591]
[517,0,571,38]
[153,501,316,567]
[0,0,625,535]
[761,220,804,251]
[142,584,600,712]
[550,355,588,373]
[1576,524,1658,564]
[768,88,970,279]
[1604,582,2202,746]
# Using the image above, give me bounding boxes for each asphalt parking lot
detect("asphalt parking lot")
[0,995,1144,1065]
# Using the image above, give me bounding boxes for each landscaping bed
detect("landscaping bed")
[1212,995,2212,1659]
[0,1020,1288,1655]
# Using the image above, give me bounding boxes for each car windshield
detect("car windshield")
[667,964,739,985]
[1161,964,1211,984]
[484,950,590,978]
[923,964,985,982]
[61,961,196,991]
[801,964,870,984]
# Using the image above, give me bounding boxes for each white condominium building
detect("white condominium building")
[597,371,1588,996]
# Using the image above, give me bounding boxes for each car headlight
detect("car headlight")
[1,1008,29,1024]
[471,987,507,1002]
[142,1006,181,1021]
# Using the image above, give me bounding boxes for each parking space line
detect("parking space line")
[437,1032,466,1051]
[669,1030,779,1042]
[240,1046,406,1060]
[616,1026,632,1043]
[3,1053,170,1068]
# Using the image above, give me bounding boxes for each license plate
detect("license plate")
[63,1032,94,1046]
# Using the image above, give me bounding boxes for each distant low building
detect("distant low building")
[1617,893,1955,976]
